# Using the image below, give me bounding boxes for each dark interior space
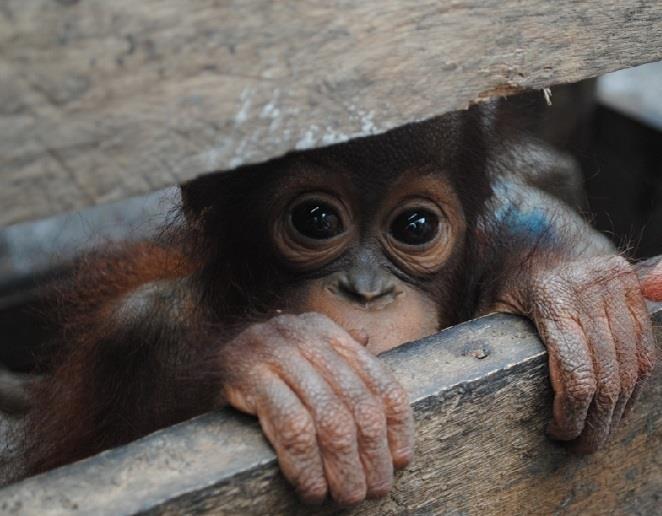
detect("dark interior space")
[581,105,662,259]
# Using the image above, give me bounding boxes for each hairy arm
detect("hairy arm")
[24,243,218,475]
[476,153,657,453]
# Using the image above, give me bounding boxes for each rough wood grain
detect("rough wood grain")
[1,0,662,226]
[0,309,660,515]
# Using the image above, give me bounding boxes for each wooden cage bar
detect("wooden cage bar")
[1,1,662,226]
[1,308,660,515]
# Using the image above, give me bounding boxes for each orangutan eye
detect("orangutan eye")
[390,209,440,245]
[291,201,344,240]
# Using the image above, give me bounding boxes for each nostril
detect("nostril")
[337,277,396,303]
[337,280,366,303]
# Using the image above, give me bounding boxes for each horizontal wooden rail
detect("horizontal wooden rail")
[1,1,662,226]
[1,307,660,515]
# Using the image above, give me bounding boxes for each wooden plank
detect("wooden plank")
[1,1,662,226]
[1,308,660,515]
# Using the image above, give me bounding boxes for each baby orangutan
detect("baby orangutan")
[22,105,658,505]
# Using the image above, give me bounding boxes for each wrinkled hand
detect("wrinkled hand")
[217,313,414,505]
[523,256,656,453]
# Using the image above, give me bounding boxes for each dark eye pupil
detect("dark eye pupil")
[390,209,439,245]
[291,201,343,240]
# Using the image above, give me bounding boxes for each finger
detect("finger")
[223,376,259,415]
[622,272,657,417]
[310,322,414,469]
[534,312,596,441]
[603,284,639,435]
[290,329,393,498]
[348,328,370,347]
[267,342,367,506]
[570,308,620,453]
[255,370,327,504]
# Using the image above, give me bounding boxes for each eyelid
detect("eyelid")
[388,196,446,216]
[287,191,351,219]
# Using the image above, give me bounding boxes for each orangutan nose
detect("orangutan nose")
[337,269,398,305]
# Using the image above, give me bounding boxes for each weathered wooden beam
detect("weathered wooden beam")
[1,0,662,226]
[1,308,660,515]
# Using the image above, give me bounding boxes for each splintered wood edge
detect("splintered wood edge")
[1,0,662,226]
[0,306,660,515]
